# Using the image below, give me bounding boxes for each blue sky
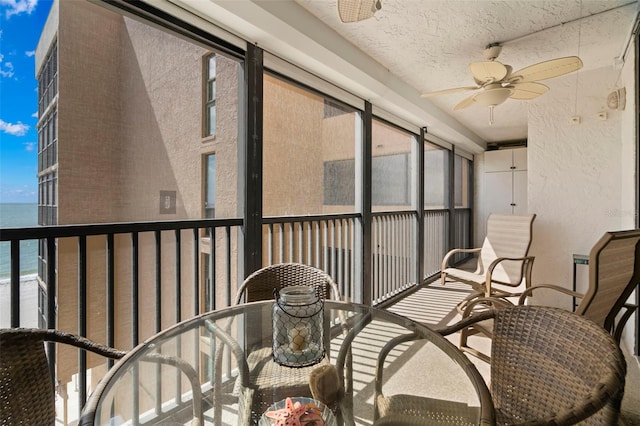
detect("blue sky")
[0,0,52,203]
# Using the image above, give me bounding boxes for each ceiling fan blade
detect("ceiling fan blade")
[509,56,583,83]
[453,94,476,110]
[338,0,379,23]
[421,86,479,98]
[509,82,549,100]
[503,64,513,80]
[469,61,508,84]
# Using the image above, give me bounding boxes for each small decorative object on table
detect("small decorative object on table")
[272,286,324,367]
[309,364,342,410]
[259,397,336,426]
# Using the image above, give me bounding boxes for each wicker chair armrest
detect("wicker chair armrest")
[79,345,204,425]
[204,319,251,384]
[374,333,419,397]
[517,284,584,305]
[461,296,515,319]
[204,319,252,425]
[441,247,481,270]
[373,332,420,421]
[435,310,496,337]
[335,312,372,426]
[140,353,204,425]
[17,328,127,359]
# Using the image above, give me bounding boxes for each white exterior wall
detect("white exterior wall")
[35,0,58,75]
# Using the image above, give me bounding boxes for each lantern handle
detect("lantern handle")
[273,287,324,319]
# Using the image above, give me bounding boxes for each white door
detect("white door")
[484,171,513,215]
[512,170,528,214]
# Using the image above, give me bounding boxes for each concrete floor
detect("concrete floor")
[386,281,640,425]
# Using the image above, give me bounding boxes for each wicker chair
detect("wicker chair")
[80,350,205,425]
[441,213,536,312]
[373,331,493,426]
[0,328,126,425]
[213,263,343,424]
[436,306,626,425]
[2,328,205,425]
[235,262,341,304]
[460,229,640,361]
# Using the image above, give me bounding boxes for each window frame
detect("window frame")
[204,53,217,137]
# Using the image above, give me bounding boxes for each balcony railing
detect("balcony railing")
[0,208,471,420]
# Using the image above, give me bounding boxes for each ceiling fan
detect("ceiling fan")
[337,0,382,23]
[421,43,583,116]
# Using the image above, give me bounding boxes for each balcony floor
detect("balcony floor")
[387,280,640,426]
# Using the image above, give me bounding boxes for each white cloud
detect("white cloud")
[0,119,29,136]
[23,142,35,151]
[25,50,35,57]
[0,54,14,78]
[1,0,38,19]
[31,111,38,118]
[0,61,14,78]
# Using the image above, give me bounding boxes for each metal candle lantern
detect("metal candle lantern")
[272,285,324,367]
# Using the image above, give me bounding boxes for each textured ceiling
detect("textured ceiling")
[293,0,638,143]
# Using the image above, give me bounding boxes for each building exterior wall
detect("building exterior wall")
[35,0,243,384]
[56,0,122,224]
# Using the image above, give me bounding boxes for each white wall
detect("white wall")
[475,42,637,351]
[528,65,625,295]
[618,38,637,351]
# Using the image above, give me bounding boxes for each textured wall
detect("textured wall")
[527,64,628,303]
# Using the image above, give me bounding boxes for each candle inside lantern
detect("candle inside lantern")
[289,323,309,351]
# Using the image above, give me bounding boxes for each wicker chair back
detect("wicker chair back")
[236,262,341,304]
[0,328,125,425]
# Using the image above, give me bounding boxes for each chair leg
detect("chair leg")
[459,325,491,363]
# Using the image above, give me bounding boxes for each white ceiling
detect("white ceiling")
[172,0,638,151]
[292,0,637,144]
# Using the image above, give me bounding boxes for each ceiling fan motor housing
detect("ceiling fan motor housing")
[483,43,503,61]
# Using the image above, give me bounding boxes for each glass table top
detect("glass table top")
[80,300,493,426]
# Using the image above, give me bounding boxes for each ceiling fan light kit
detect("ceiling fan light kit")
[473,86,514,107]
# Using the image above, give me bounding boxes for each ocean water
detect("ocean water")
[0,203,39,280]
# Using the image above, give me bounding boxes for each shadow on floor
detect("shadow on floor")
[386,280,640,426]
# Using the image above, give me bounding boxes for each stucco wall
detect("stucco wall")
[528,64,625,295]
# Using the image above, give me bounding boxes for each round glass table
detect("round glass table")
[80,300,494,425]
